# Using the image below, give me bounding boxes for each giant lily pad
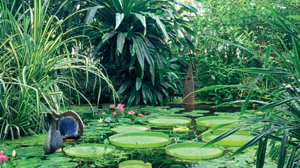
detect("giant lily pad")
[148,117,191,128]
[64,144,115,158]
[196,116,245,128]
[111,125,150,133]
[119,160,152,168]
[109,132,170,148]
[202,130,254,146]
[165,142,224,160]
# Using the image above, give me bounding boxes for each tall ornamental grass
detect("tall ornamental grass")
[0,0,116,140]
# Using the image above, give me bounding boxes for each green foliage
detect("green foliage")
[192,0,298,104]
[85,0,195,105]
[202,6,300,168]
[0,0,116,139]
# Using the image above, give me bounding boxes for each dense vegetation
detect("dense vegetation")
[0,0,300,167]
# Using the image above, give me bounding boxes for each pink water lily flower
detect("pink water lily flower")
[117,104,125,112]
[110,104,115,109]
[128,110,135,115]
[117,104,125,109]
[138,113,145,117]
[112,112,116,116]
[0,155,7,162]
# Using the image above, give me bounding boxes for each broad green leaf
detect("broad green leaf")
[175,1,197,12]
[141,84,148,104]
[141,36,155,84]
[118,81,131,94]
[185,37,195,51]
[127,89,136,106]
[135,77,142,91]
[135,13,146,36]
[182,25,196,36]
[115,13,124,30]
[135,91,141,105]
[85,6,103,24]
[117,32,127,55]
[102,31,117,43]
[132,37,145,77]
[148,13,169,40]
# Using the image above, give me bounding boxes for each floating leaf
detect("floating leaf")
[148,117,191,128]
[109,132,170,148]
[64,144,115,158]
[165,142,224,160]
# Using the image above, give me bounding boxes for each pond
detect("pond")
[0,102,277,168]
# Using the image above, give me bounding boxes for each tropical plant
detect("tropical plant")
[0,0,116,139]
[201,6,300,168]
[84,0,196,105]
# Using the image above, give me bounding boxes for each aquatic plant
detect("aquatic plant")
[64,144,115,158]
[165,142,224,160]
[109,132,170,148]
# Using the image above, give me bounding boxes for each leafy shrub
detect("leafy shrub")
[86,0,196,105]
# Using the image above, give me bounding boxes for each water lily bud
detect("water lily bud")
[12,150,16,157]
[138,113,145,117]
